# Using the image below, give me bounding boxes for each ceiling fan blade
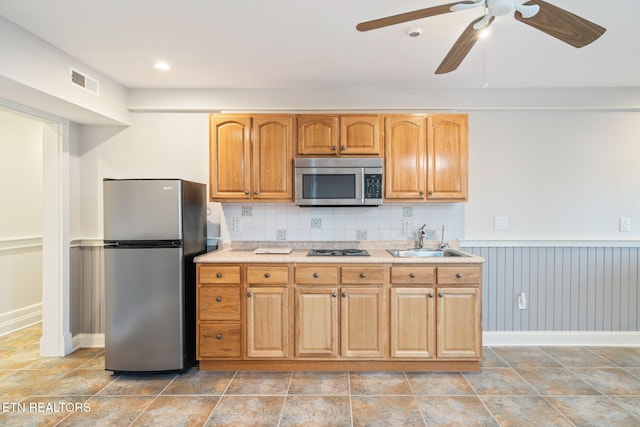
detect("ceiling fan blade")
[514,0,606,48]
[356,1,478,32]
[435,15,494,74]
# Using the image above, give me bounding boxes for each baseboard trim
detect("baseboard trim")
[484,331,640,347]
[72,333,105,351]
[0,303,42,337]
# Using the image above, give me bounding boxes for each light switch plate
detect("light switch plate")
[494,216,509,231]
[620,217,631,232]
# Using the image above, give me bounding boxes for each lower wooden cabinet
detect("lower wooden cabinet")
[197,262,482,371]
[246,286,289,358]
[295,287,338,357]
[436,287,481,358]
[390,287,435,358]
[340,287,385,358]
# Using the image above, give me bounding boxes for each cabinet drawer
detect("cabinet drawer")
[341,266,385,284]
[198,323,241,358]
[437,267,481,284]
[391,266,435,284]
[246,266,289,285]
[199,265,241,284]
[295,266,339,285]
[199,286,240,321]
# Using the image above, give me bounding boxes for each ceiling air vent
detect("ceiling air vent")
[70,68,99,95]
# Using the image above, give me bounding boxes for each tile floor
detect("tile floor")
[1,324,640,426]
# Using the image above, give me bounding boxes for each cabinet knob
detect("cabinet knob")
[419,191,424,196]
[332,292,337,298]
[342,292,347,298]
[331,146,337,151]
[341,145,346,151]
[216,272,222,278]
[313,273,319,278]
[360,273,366,278]
[247,292,253,297]
[216,334,222,340]
[428,190,433,195]
[216,296,222,302]
[244,191,249,195]
[429,293,434,298]
[409,273,416,278]
[264,272,270,278]
[438,293,444,298]
[254,191,259,195]
[456,273,463,279]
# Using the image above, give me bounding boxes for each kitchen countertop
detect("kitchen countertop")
[195,247,484,264]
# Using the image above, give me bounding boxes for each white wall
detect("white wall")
[0,108,43,333]
[72,108,640,244]
[0,16,130,126]
[466,110,640,240]
[74,113,213,240]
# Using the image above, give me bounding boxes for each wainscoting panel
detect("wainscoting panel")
[70,243,105,335]
[462,245,640,333]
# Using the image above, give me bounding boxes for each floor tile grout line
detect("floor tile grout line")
[126,373,181,426]
[403,371,428,426]
[200,370,237,426]
[347,371,353,427]
[275,371,293,427]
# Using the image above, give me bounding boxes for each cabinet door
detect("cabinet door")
[295,287,338,357]
[340,115,382,156]
[340,287,384,358]
[436,287,481,358]
[252,115,294,200]
[427,115,468,200]
[246,287,289,358]
[390,288,435,358]
[384,115,427,200]
[297,115,339,155]
[210,115,251,200]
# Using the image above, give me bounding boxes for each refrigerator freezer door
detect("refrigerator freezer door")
[105,246,185,372]
[104,179,183,241]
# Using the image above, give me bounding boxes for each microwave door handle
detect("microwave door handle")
[355,169,364,204]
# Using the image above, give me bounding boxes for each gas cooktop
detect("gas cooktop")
[307,249,370,257]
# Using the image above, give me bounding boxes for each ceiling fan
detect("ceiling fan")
[356,0,606,74]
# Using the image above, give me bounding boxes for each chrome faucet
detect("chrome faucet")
[417,224,426,249]
[439,225,448,250]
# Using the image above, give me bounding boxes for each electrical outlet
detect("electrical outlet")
[402,219,413,233]
[518,292,527,310]
[232,218,241,232]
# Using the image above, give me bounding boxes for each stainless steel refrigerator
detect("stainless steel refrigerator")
[103,179,206,373]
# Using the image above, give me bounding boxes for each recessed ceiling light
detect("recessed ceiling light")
[405,27,422,38]
[154,62,171,71]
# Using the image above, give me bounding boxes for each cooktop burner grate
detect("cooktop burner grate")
[307,249,370,257]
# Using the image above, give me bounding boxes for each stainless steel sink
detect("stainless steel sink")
[386,248,469,258]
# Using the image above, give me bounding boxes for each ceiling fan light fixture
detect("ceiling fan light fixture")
[478,27,491,38]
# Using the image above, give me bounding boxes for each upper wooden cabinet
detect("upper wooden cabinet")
[384,115,427,200]
[384,114,468,202]
[427,115,468,201]
[209,114,294,201]
[297,114,382,156]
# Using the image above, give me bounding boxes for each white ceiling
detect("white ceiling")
[0,0,638,90]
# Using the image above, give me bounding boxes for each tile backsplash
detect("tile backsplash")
[219,203,464,243]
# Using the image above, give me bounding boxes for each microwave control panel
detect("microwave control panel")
[364,174,383,199]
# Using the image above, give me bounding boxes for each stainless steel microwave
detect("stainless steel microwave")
[294,158,383,206]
